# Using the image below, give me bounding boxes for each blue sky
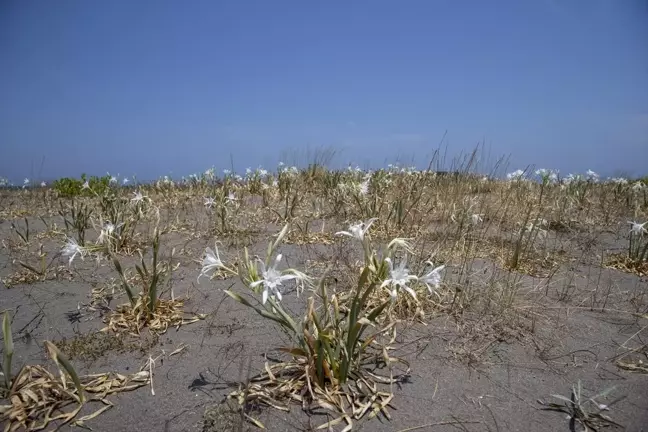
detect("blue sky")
[1,0,647,182]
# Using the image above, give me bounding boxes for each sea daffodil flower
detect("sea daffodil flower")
[381,256,418,301]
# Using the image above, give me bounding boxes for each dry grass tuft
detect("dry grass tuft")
[103,296,205,336]
[606,254,648,276]
[1,266,73,288]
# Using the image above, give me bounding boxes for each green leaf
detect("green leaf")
[366,300,390,322]
[223,289,254,307]
[45,341,85,403]
[2,311,14,389]
[315,340,325,387]
[112,255,136,306]
[357,266,370,291]
[223,290,291,328]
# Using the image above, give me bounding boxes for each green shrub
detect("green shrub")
[53,174,112,197]
[52,177,83,197]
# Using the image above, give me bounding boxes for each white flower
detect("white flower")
[82,180,90,189]
[563,174,576,185]
[40,181,47,187]
[223,169,231,175]
[357,176,370,196]
[204,197,216,208]
[131,190,147,204]
[381,256,418,301]
[23,178,30,185]
[335,218,377,242]
[109,176,118,184]
[122,178,129,185]
[225,192,237,205]
[421,261,445,294]
[61,237,85,265]
[507,170,525,181]
[471,214,483,225]
[250,254,300,304]
[97,222,118,244]
[585,170,599,182]
[536,169,558,184]
[198,245,224,281]
[628,221,647,236]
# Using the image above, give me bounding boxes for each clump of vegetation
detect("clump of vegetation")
[59,198,94,245]
[52,174,112,198]
[1,311,150,430]
[2,152,647,430]
[606,220,648,276]
[198,222,444,428]
[108,232,203,334]
[540,381,622,431]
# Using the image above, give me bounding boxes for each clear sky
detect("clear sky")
[1,0,647,182]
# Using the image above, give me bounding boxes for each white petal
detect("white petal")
[390,288,398,302]
[262,288,269,304]
[403,285,417,300]
[384,258,394,272]
[280,273,298,282]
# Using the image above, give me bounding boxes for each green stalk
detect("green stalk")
[2,312,13,389]
[112,255,137,306]
[315,339,325,387]
[147,231,160,315]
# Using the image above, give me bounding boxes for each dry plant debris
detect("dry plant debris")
[103,296,205,336]
[0,365,149,432]
[228,360,401,431]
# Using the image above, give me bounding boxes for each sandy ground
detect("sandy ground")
[1,205,647,432]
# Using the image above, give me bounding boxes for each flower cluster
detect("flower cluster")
[507,170,526,181]
[535,169,559,184]
[199,219,447,308]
